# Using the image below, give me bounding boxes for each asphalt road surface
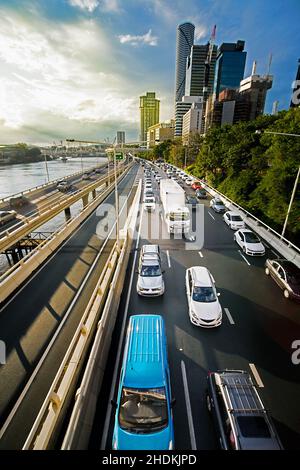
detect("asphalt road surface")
[93,164,300,451]
[0,164,140,449]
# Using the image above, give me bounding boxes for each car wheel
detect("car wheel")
[284,289,290,299]
[206,394,212,412]
[265,267,270,275]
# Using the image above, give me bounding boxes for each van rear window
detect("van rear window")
[236,416,271,438]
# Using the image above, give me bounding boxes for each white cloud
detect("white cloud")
[68,0,99,13]
[0,9,139,140]
[118,29,158,47]
[195,24,207,41]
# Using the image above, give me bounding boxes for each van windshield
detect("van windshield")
[192,286,216,302]
[119,387,168,433]
[140,265,161,277]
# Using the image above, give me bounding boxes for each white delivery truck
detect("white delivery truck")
[160,179,190,234]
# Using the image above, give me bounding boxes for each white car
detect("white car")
[145,182,153,191]
[143,196,156,211]
[136,256,164,297]
[234,229,265,256]
[141,244,161,260]
[223,211,245,230]
[185,178,193,186]
[185,267,222,328]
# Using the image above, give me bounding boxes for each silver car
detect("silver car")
[136,256,164,296]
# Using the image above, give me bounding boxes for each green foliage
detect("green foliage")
[194,108,300,240]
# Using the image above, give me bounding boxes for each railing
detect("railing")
[22,180,141,450]
[0,163,107,205]
[0,165,133,303]
[196,178,300,266]
[0,166,124,253]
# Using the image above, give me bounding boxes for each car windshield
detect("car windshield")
[236,416,271,438]
[192,286,216,302]
[215,200,224,206]
[145,198,154,203]
[119,387,168,433]
[140,265,161,277]
[231,215,243,221]
[244,232,260,243]
[169,212,189,221]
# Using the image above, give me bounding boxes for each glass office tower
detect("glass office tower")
[213,41,247,99]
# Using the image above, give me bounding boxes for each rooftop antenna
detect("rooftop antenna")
[266,53,272,76]
[251,60,257,75]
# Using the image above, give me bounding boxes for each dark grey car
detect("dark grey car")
[206,370,283,450]
[265,258,300,301]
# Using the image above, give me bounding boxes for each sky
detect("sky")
[0,0,299,145]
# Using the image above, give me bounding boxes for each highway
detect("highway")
[0,163,140,449]
[94,163,300,450]
[0,163,110,242]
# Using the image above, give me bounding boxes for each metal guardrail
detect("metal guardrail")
[22,179,141,450]
[195,178,300,267]
[0,163,107,205]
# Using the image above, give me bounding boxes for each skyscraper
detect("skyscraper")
[239,73,273,120]
[213,40,247,100]
[139,92,160,144]
[185,44,217,97]
[116,131,125,144]
[174,22,195,104]
[290,58,300,108]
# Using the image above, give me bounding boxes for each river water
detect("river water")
[0,157,106,199]
[0,157,107,274]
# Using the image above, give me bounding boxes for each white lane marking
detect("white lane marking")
[101,203,144,450]
[0,171,132,314]
[181,360,197,450]
[0,173,137,439]
[224,307,235,325]
[198,251,203,258]
[271,249,278,257]
[208,211,215,220]
[249,363,264,388]
[166,249,171,268]
[238,250,251,266]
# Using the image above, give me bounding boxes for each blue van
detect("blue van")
[112,315,175,450]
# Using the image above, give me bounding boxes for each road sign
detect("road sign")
[115,152,124,160]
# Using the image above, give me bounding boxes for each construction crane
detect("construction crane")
[203,25,216,132]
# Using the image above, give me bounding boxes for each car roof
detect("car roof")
[189,266,212,286]
[141,258,160,266]
[142,244,159,252]
[226,211,242,216]
[274,259,300,274]
[237,229,256,235]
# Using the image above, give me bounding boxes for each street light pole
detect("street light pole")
[44,153,50,183]
[256,129,300,238]
[281,165,300,239]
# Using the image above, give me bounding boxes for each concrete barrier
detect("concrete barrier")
[61,181,141,450]
[22,180,141,450]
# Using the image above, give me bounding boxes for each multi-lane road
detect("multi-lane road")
[96,163,300,451]
[0,164,140,449]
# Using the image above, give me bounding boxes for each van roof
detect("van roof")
[124,315,166,388]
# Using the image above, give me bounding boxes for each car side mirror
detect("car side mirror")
[111,399,118,409]
[171,398,176,408]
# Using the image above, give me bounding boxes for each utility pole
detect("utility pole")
[281,165,300,239]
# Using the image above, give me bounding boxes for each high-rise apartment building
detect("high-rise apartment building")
[139,92,160,144]
[116,131,125,144]
[213,40,247,100]
[290,58,300,108]
[174,23,195,104]
[175,96,202,137]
